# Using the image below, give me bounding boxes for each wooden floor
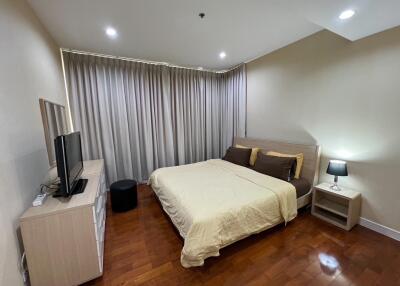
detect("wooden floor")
[85,185,400,286]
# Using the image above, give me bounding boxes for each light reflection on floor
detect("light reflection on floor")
[318,253,340,275]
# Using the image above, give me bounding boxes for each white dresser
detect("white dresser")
[20,160,107,286]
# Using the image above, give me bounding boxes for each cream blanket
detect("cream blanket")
[148,159,297,268]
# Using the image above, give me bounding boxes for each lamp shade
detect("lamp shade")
[327,160,348,176]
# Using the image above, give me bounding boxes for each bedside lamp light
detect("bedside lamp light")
[327,160,348,191]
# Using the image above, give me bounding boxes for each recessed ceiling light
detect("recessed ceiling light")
[105,27,118,38]
[339,9,355,20]
[219,52,226,59]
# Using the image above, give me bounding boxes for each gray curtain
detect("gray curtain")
[63,52,246,183]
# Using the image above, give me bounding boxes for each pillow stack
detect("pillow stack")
[222,144,305,182]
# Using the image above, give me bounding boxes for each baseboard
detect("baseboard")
[359,217,400,241]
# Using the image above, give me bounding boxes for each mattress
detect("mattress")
[149,159,297,268]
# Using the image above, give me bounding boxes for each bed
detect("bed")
[148,137,321,268]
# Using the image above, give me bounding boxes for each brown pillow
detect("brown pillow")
[223,147,252,167]
[253,153,297,181]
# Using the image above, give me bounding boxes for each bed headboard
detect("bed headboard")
[234,137,321,186]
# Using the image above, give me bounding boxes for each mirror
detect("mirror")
[39,98,69,167]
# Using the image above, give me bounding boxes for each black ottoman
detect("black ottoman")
[110,180,137,212]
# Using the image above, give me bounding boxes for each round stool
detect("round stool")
[110,179,137,212]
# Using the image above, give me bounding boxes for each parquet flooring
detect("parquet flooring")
[84,185,400,286]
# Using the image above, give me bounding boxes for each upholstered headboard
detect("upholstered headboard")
[234,137,321,186]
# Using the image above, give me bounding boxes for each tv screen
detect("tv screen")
[54,132,85,197]
[65,132,83,189]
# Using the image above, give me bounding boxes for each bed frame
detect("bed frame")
[234,137,321,209]
[149,137,322,266]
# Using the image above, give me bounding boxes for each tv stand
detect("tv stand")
[53,178,88,197]
[72,178,88,195]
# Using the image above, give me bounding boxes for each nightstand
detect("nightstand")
[311,182,361,231]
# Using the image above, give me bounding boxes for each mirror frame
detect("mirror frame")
[39,98,69,167]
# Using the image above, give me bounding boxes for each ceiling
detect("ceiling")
[281,0,400,41]
[27,0,400,71]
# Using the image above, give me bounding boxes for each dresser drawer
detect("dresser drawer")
[96,215,105,249]
[98,241,104,273]
[95,192,105,215]
[98,235,105,273]
[93,190,106,223]
[94,206,105,240]
[96,210,106,273]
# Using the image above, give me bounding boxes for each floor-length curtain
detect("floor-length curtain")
[170,65,246,165]
[63,52,246,183]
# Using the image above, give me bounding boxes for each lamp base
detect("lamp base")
[329,175,341,191]
[329,184,342,191]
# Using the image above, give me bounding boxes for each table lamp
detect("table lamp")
[327,160,348,191]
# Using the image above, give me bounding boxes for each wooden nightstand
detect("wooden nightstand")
[311,182,361,231]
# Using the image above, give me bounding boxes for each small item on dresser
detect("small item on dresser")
[32,193,47,207]
[326,160,348,191]
[110,179,138,212]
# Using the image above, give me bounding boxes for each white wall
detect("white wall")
[247,28,400,232]
[0,0,66,284]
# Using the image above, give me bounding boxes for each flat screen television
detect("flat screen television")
[54,132,87,197]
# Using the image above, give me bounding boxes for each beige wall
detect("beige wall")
[0,0,66,284]
[247,27,400,232]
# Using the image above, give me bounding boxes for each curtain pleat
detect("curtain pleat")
[63,52,246,184]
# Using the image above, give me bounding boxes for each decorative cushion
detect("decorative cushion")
[235,144,260,166]
[254,153,297,181]
[266,151,304,179]
[223,147,252,167]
